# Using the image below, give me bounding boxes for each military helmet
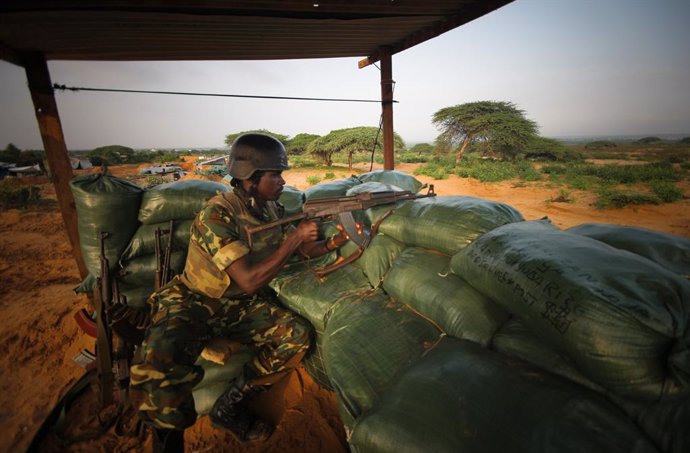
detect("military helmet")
[227,133,289,180]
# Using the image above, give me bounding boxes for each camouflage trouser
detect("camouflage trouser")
[129,278,312,430]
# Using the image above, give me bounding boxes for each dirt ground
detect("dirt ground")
[0,161,688,453]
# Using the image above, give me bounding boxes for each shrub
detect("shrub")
[650,180,684,203]
[306,175,322,185]
[584,140,617,149]
[0,180,41,208]
[413,162,449,180]
[324,171,336,180]
[594,189,659,209]
[679,137,690,144]
[637,136,662,144]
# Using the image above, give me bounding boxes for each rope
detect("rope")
[52,84,398,104]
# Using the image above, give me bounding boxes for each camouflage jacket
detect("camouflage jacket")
[179,187,290,299]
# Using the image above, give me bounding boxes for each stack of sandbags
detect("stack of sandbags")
[118,179,228,309]
[70,172,143,279]
[450,219,690,452]
[272,173,689,453]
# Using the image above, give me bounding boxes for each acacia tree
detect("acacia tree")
[285,133,320,155]
[224,129,289,146]
[307,126,405,169]
[432,101,538,163]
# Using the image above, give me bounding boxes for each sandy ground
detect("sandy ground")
[0,161,688,453]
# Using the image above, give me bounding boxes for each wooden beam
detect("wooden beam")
[380,46,394,171]
[0,42,23,67]
[359,0,511,68]
[22,52,89,279]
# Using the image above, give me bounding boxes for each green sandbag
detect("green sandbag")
[118,251,187,288]
[346,181,407,195]
[567,223,690,277]
[302,333,333,391]
[383,248,509,346]
[118,283,155,310]
[451,220,690,400]
[369,195,524,256]
[632,394,690,453]
[303,176,362,200]
[270,259,372,332]
[491,318,605,394]
[357,170,425,193]
[323,290,441,421]
[349,337,660,453]
[138,179,228,224]
[119,219,192,261]
[70,173,143,276]
[354,234,406,287]
[278,185,304,216]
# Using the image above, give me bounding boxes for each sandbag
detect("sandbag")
[303,176,361,200]
[567,223,690,277]
[346,181,407,195]
[349,337,660,453]
[354,234,406,287]
[278,185,304,216]
[491,318,604,393]
[119,219,192,261]
[270,258,372,332]
[369,195,524,256]
[383,248,509,345]
[323,290,441,421]
[451,220,690,400]
[138,179,228,224]
[118,251,187,288]
[118,283,155,311]
[357,170,425,193]
[302,334,333,391]
[71,173,143,276]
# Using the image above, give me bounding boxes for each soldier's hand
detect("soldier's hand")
[296,220,319,243]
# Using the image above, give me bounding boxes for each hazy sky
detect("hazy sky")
[1,0,689,150]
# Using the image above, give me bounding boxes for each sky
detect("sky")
[1,0,689,150]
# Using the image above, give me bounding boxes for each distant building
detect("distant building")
[70,157,93,170]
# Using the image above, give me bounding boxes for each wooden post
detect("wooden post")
[380,46,395,170]
[22,52,89,279]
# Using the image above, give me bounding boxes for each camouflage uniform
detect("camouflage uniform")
[130,188,312,430]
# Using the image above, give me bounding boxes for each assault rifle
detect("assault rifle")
[92,232,148,409]
[245,186,436,275]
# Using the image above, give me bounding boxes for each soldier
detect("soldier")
[130,133,350,453]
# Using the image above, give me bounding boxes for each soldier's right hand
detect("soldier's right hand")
[295,220,319,243]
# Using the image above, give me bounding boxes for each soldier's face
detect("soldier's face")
[256,171,286,201]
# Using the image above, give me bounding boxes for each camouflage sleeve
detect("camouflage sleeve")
[192,202,250,270]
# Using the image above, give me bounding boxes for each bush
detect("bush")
[0,180,41,208]
[584,140,617,149]
[679,137,690,144]
[413,162,449,180]
[650,180,684,203]
[594,189,659,209]
[306,175,322,185]
[637,136,662,144]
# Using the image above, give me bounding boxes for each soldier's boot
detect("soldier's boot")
[152,428,184,453]
[209,376,273,442]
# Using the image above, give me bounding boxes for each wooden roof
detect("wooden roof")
[0,1,513,66]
